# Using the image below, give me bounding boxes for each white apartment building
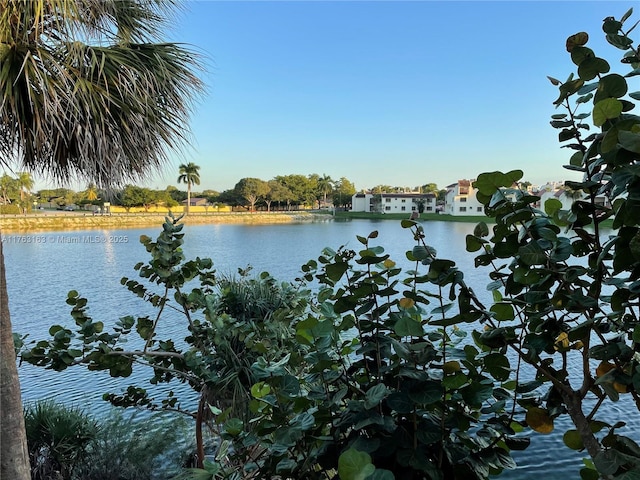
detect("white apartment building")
[351,192,437,213]
[444,180,485,216]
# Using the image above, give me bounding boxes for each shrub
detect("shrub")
[74,410,193,480]
[24,400,98,480]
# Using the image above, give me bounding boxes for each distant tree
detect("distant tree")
[413,198,426,213]
[370,193,383,213]
[371,185,394,194]
[420,182,439,194]
[85,184,99,201]
[519,180,532,191]
[177,162,201,213]
[118,185,147,212]
[37,188,75,206]
[165,185,188,204]
[316,174,334,208]
[275,174,316,209]
[235,177,269,212]
[218,189,243,208]
[16,172,34,211]
[332,177,356,209]
[201,189,220,203]
[0,174,18,204]
[265,180,292,212]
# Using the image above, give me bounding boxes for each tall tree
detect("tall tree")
[15,172,34,213]
[0,174,18,204]
[16,172,33,202]
[177,162,201,214]
[234,177,269,212]
[275,174,315,209]
[332,177,356,209]
[85,183,99,201]
[0,1,203,477]
[265,179,291,212]
[317,174,334,208]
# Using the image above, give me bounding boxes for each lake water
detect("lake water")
[3,218,637,479]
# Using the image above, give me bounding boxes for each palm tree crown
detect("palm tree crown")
[178,162,201,213]
[0,0,203,187]
[317,174,334,207]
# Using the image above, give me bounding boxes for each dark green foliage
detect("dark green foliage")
[217,223,521,480]
[24,402,193,480]
[24,401,98,480]
[464,8,640,478]
[73,410,193,480]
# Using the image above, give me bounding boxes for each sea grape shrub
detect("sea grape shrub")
[465,8,640,479]
[211,222,527,480]
[19,214,527,480]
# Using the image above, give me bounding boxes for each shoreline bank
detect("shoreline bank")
[0,212,332,233]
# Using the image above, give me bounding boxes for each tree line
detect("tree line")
[1,169,450,214]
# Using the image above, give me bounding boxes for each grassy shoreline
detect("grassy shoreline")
[334,211,493,223]
[1,210,613,233]
[0,211,333,233]
[0,210,496,233]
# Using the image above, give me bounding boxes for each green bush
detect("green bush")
[74,410,193,480]
[24,400,98,480]
[24,401,193,480]
[0,203,21,214]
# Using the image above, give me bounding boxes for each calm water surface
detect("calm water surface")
[3,218,637,479]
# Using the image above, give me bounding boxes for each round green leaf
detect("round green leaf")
[474,170,523,196]
[490,303,515,322]
[484,352,511,381]
[619,130,640,154]
[577,57,610,81]
[603,18,623,34]
[563,429,585,450]
[251,381,271,399]
[597,74,628,99]
[571,46,595,66]
[338,449,375,480]
[223,418,244,436]
[526,407,554,434]
[593,98,623,126]
[566,32,589,52]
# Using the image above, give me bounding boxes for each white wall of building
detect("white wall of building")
[445,181,485,216]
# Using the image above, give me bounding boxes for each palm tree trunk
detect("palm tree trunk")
[187,184,191,215]
[0,237,31,480]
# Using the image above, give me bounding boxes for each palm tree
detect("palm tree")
[0,2,203,478]
[85,183,99,201]
[16,172,34,213]
[317,174,334,208]
[177,162,201,214]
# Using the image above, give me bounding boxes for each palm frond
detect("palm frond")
[0,0,203,187]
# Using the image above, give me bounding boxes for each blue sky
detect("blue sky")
[40,1,640,192]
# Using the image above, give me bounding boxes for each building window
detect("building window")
[385,206,391,211]
[401,199,406,203]
[426,206,433,211]
[460,197,467,202]
[477,207,483,212]
[460,207,467,212]
[385,198,391,203]
[411,206,416,211]
[401,206,406,211]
